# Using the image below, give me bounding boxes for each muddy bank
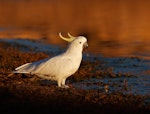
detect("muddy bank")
[0,87,149,114]
[0,77,149,114]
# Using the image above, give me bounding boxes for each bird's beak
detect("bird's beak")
[83,42,88,48]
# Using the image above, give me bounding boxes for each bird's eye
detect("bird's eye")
[79,42,82,44]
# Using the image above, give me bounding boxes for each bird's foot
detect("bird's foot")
[60,85,69,89]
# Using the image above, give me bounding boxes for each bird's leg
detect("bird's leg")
[61,78,66,85]
[61,78,69,88]
[57,78,69,88]
[57,79,62,87]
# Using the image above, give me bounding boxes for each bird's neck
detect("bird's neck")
[66,44,83,56]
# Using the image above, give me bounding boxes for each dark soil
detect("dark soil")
[0,42,150,114]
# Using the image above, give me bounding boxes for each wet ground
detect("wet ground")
[0,39,150,114]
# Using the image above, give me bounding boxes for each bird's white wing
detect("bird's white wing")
[32,55,77,77]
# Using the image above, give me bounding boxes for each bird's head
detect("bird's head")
[59,33,88,49]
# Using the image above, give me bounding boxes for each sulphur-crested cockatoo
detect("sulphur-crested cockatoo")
[11,33,88,88]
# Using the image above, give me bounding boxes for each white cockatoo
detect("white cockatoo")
[12,33,88,88]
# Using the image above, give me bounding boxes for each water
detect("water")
[0,0,150,59]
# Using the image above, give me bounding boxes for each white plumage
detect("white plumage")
[12,33,88,88]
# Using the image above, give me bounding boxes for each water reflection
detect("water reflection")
[0,0,150,59]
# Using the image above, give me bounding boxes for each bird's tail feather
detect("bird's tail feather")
[15,63,31,70]
[12,63,32,74]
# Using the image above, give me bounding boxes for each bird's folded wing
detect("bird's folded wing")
[32,56,73,76]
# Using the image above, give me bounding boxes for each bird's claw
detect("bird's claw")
[60,85,69,89]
